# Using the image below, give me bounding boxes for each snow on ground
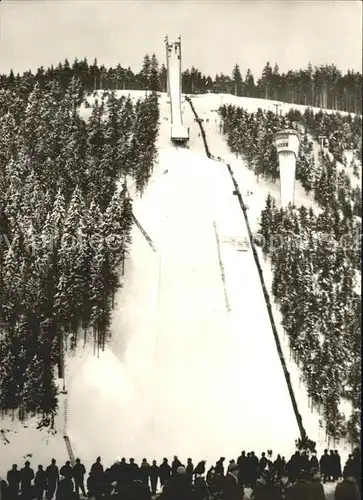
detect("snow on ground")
[0,395,69,478]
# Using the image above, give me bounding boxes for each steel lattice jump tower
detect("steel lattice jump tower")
[274,129,300,207]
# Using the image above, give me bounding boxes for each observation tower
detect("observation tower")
[274,129,300,207]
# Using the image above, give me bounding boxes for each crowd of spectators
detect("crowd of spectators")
[0,447,360,500]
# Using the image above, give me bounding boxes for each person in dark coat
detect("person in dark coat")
[320,450,330,483]
[206,466,215,486]
[215,458,225,477]
[288,452,302,483]
[210,472,224,498]
[253,475,282,500]
[109,457,124,490]
[55,477,74,500]
[127,479,151,500]
[259,453,268,475]
[103,466,115,497]
[310,453,319,472]
[72,458,86,497]
[333,450,342,480]
[149,460,159,495]
[20,461,35,498]
[249,452,259,487]
[222,463,242,500]
[45,459,59,500]
[301,452,310,473]
[161,467,193,500]
[308,469,327,500]
[193,475,209,500]
[159,459,171,487]
[273,455,284,477]
[128,459,140,484]
[171,457,182,477]
[34,465,47,500]
[88,456,104,498]
[89,457,103,481]
[328,451,336,481]
[237,451,246,487]
[140,459,151,486]
[286,469,325,500]
[185,459,194,484]
[7,464,21,499]
[59,461,73,481]
[193,461,206,479]
[334,476,360,500]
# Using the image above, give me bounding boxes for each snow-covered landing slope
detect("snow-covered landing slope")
[62,94,299,468]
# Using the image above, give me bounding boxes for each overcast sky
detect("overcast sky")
[0,1,361,77]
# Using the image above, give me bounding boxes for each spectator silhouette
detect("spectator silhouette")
[237,451,246,486]
[215,457,225,477]
[320,449,330,483]
[259,452,268,474]
[55,476,74,500]
[88,456,104,498]
[59,461,73,481]
[72,458,86,497]
[222,462,242,500]
[140,458,151,486]
[254,470,281,500]
[159,458,171,487]
[45,459,59,500]
[171,457,182,477]
[20,461,35,498]
[308,468,326,500]
[185,458,194,484]
[149,460,159,495]
[7,464,21,499]
[161,466,193,500]
[34,465,47,500]
[128,458,140,484]
[333,450,342,480]
[193,460,206,479]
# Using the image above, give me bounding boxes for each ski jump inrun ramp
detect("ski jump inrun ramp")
[165,35,189,143]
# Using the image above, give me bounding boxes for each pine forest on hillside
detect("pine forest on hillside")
[0,77,159,427]
[219,104,361,446]
[1,56,361,114]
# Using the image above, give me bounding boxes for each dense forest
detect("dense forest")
[1,56,361,114]
[219,104,361,445]
[0,77,159,425]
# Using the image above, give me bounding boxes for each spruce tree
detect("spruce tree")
[140,54,151,90]
[245,69,255,97]
[150,54,161,91]
[232,64,243,96]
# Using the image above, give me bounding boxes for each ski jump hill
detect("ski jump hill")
[0,44,351,500]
